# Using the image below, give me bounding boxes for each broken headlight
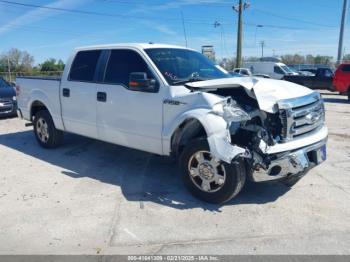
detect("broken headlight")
[212,98,251,124]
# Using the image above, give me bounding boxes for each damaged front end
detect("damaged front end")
[208,91,327,183]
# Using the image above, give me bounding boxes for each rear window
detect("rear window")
[341,65,350,72]
[69,50,102,82]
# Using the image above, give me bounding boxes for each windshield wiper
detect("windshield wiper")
[172,75,208,85]
[171,72,207,85]
[172,78,203,85]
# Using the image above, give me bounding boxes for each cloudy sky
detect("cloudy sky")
[0,0,348,63]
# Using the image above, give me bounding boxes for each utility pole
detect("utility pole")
[337,0,348,64]
[259,41,265,58]
[7,57,11,82]
[233,0,249,68]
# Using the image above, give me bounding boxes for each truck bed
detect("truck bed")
[16,76,64,130]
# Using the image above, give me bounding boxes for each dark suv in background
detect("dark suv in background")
[0,77,17,118]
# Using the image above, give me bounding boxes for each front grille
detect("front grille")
[279,93,325,142]
[0,98,12,104]
[0,98,14,114]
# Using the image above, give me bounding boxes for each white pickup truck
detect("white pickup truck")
[16,43,328,203]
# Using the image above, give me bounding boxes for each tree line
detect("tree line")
[0,48,65,81]
[1,48,350,81]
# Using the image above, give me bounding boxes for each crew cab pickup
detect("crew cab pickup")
[283,67,334,90]
[16,43,328,203]
[333,63,350,101]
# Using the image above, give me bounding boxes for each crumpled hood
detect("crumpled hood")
[186,77,314,113]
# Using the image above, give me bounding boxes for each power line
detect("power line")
[0,0,227,24]
[0,0,325,30]
[0,0,318,31]
[252,7,338,28]
[0,0,184,22]
[96,0,234,7]
[0,0,324,46]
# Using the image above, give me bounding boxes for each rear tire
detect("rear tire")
[33,110,63,148]
[347,88,350,102]
[179,139,246,204]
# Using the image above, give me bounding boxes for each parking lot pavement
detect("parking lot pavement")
[0,93,350,255]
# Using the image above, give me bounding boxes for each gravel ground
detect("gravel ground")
[0,92,349,255]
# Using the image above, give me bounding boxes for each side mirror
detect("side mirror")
[129,72,157,93]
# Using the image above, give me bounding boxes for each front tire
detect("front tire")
[348,88,350,102]
[280,170,309,187]
[179,139,246,204]
[33,110,63,148]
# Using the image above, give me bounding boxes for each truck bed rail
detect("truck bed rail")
[16,76,61,81]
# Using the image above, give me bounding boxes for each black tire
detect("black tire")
[348,88,350,102]
[179,139,246,204]
[33,110,63,148]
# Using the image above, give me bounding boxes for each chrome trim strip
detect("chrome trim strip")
[293,122,323,136]
[260,125,328,154]
[277,92,321,109]
[278,92,325,142]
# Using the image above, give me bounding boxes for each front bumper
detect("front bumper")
[251,138,327,182]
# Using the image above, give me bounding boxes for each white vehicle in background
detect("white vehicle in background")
[231,68,271,79]
[16,43,327,204]
[244,61,298,79]
[233,68,252,76]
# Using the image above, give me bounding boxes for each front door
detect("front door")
[96,49,164,154]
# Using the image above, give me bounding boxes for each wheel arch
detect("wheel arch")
[27,88,64,130]
[170,118,207,158]
[30,100,48,121]
[166,109,229,158]
[166,109,246,163]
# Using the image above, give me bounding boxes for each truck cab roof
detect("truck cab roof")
[75,43,193,52]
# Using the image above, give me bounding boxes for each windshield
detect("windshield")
[288,67,298,73]
[145,48,230,85]
[280,65,293,73]
[0,78,10,88]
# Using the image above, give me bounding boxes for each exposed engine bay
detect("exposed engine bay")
[205,86,327,182]
[208,88,283,176]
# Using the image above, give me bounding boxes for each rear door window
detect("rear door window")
[69,50,102,82]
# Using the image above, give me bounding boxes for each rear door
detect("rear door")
[95,48,164,154]
[314,68,334,89]
[60,50,102,139]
